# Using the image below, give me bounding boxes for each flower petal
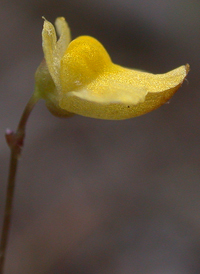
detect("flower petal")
[54,17,71,64]
[42,17,71,90]
[42,18,58,86]
[59,64,189,120]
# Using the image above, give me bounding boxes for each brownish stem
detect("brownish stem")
[0,150,18,274]
[0,94,39,274]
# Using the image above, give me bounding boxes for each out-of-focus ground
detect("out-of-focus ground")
[0,1,200,273]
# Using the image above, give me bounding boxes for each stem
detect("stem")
[0,94,39,274]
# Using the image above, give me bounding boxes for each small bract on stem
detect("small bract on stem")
[0,16,189,274]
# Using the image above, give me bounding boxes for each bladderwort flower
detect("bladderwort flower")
[35,17,189,120]
[0,17,190,274]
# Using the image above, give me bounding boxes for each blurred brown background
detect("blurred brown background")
[0,0,200,273]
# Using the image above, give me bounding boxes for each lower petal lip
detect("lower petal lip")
[58,64,189,120]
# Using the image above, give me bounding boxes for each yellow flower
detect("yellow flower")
[35,17,189,120]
